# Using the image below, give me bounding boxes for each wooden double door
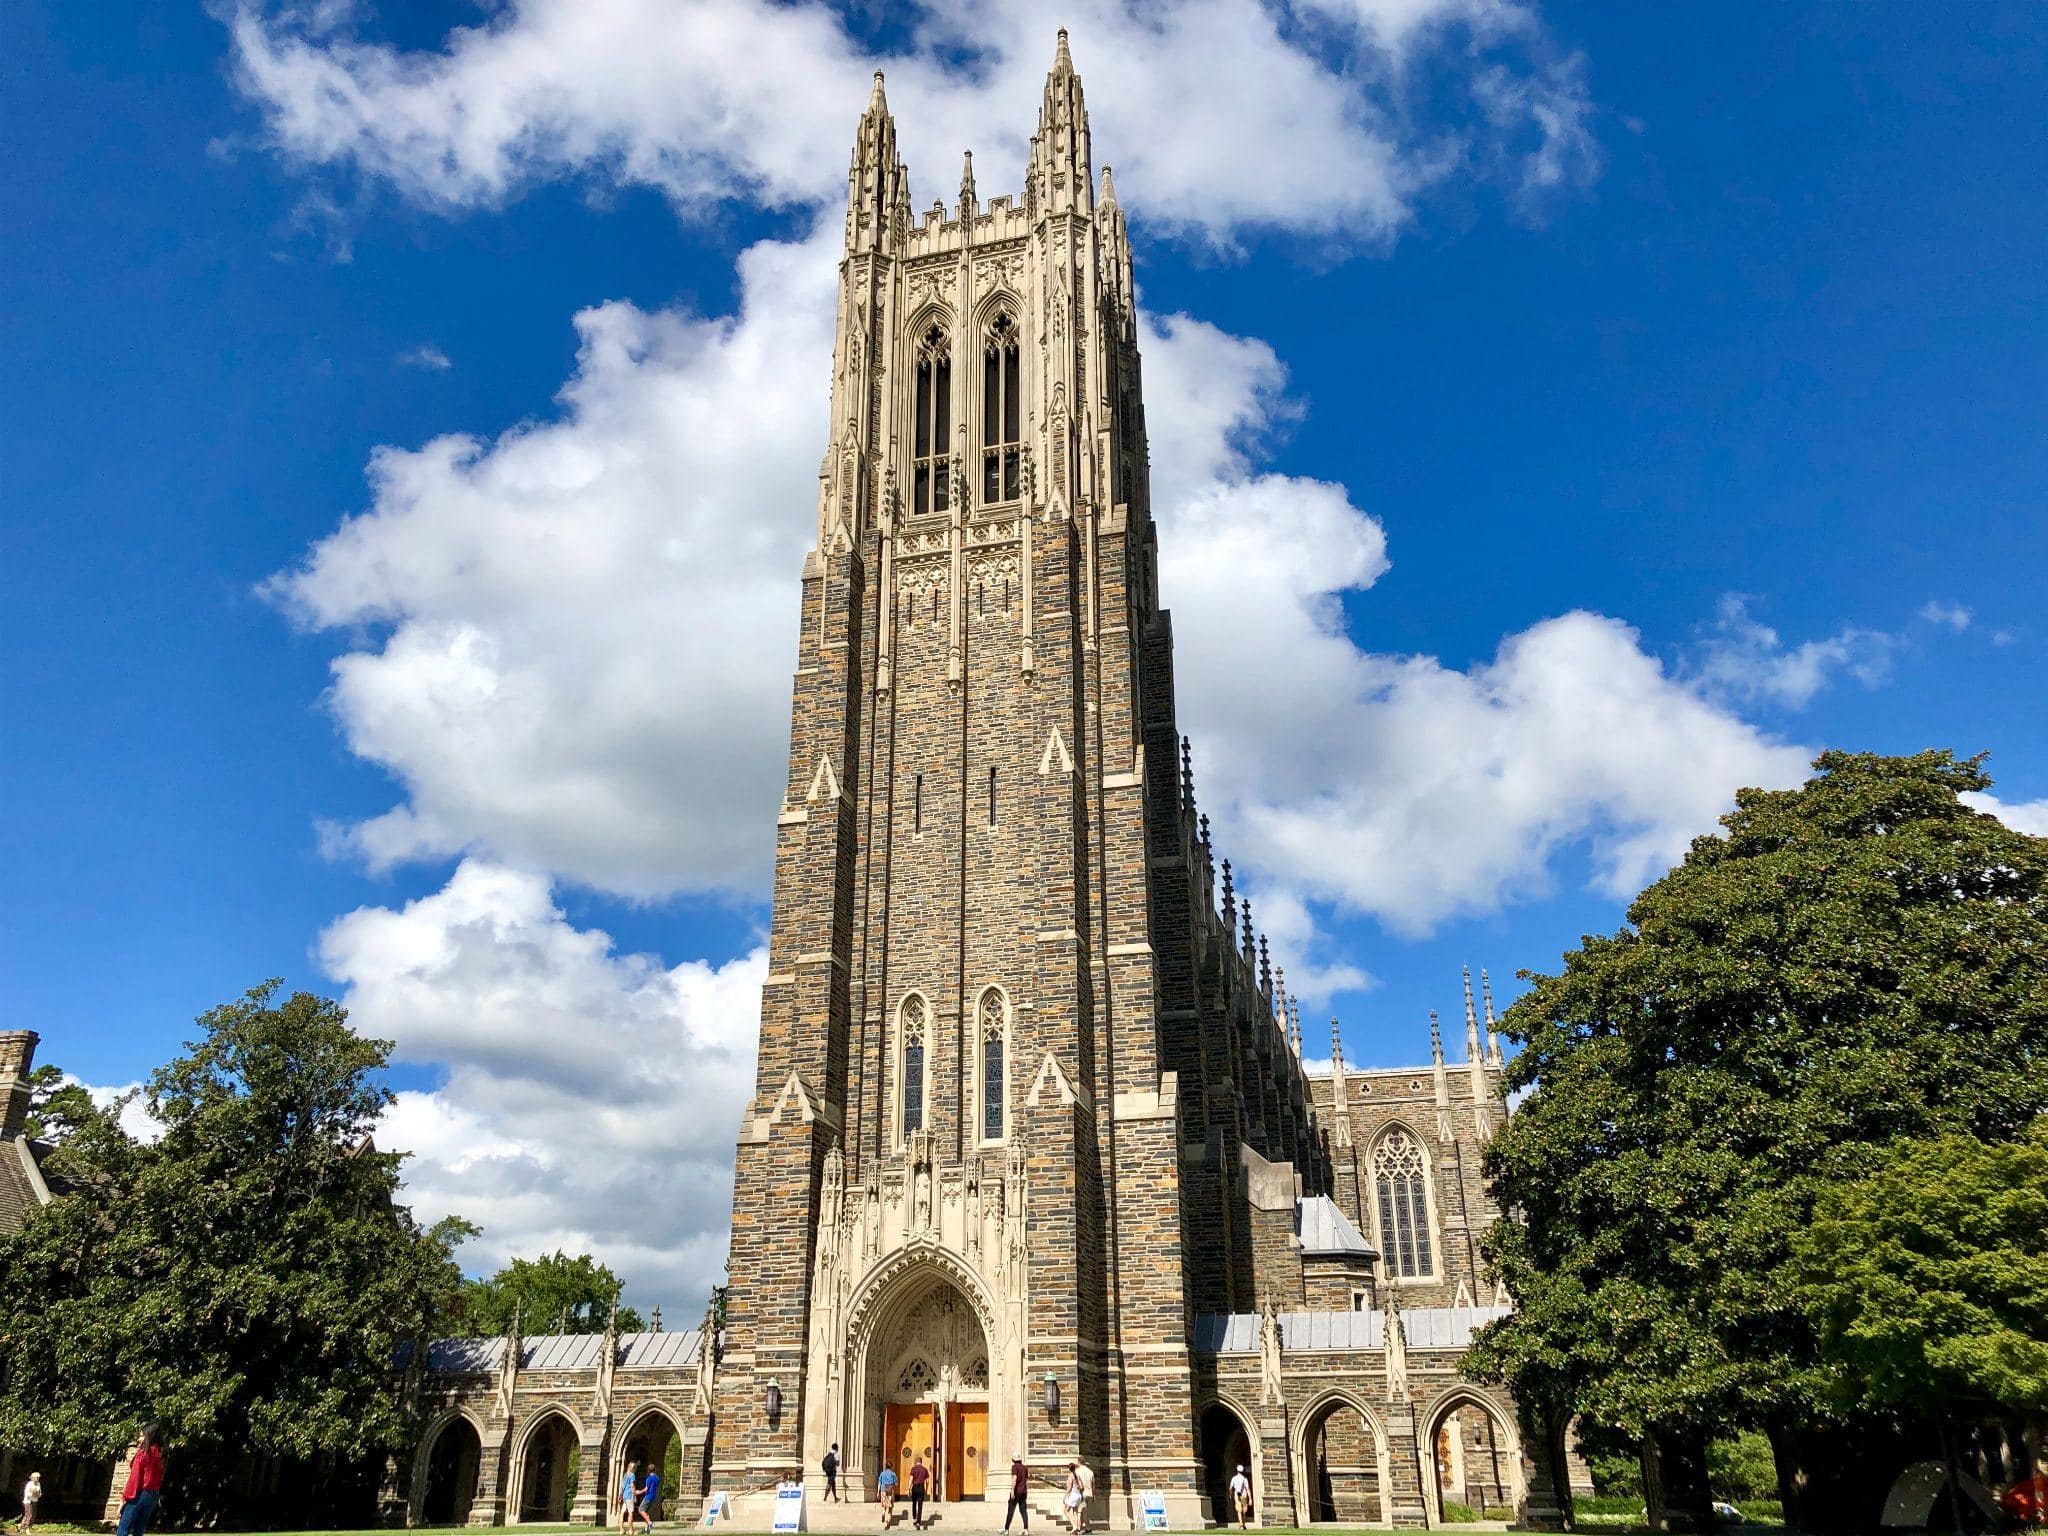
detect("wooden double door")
[884,1402,989,1502]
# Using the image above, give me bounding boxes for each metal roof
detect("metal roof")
[1295,1195,1377,1257]
[421,1329,704,1376]
[1190,1305,1511,1356]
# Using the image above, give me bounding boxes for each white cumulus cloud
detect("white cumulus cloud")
[319,859,764,1309]
[225,0,1595,247]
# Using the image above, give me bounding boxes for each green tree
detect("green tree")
[0,982,473,1524]
[460,1250,644,1336]
[20,1059,112,1143]
[1465,751,2048,1530]
[1791,1122,2048,1416]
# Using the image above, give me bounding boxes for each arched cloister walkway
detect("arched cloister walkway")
[509,1406,583,1524]
[414,1410,484,1527]
[1421,1388,1522,1520]
[1292,1390,1390,1525]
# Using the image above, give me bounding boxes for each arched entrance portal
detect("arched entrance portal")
[613,1407,685,1526]
[866,1274,994,1507]
[1198,1401,1255,1526]
[1425,1392,1520,1519]
[419,1415,483,1526]
[513,1410,579,1523]
[1297,1396,1385,1524]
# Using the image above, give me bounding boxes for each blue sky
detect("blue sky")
[5,0,2044,1308]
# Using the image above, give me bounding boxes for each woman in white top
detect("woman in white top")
[18,1473,41,1534]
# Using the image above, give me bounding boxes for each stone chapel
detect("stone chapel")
[375,36,1583,1530]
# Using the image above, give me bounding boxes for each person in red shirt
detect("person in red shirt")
[907,1456,930,1531]
[113,1425,164,1536]
[1004,1456,1030,1532]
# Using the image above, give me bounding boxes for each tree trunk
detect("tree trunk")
[1768,1418,1920,1535]
[1639,1425,1712,1534]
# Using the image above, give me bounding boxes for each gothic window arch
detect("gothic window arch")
[897,993,933,1143]
[1371,1128,1437,1280]
[974,985,1009,1144]
[896,1357,935,1396]
[913,322,952,519]
[980,311,1021,504]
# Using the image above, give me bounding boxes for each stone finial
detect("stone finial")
[1242,898,1254,956]
[868,69,887,113]
[651,1306,663,1333]
[1221,859,1235,925]
[1429,1009,1444,1065]
[1330,1019,1344,1071]
[1258,935,1272,995]
[959,149,977,216]
[1053,27,1073,73]
[1200,813,1212,860]
[1100,164,1117,205]
[1181,736,1194,806]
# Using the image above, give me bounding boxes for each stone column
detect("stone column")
[1510,1406,1572,1531]
[1382,1398,1431,1528]
[1254,1413,1294,1529]
[572,1436,606,1525]
[102,1454,133,1528]
[470,1432,508,1526]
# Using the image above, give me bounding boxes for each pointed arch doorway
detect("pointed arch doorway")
[871,1274,995,1504]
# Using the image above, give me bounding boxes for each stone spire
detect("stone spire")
[958,149,977,220]
[1329,1019,1353,1144]
[1029,29,1094,218]
[1463,966,1492,1139]
[1430,1010,1453,1142]
[845,70,906,255]
[1482,967,1505,1068]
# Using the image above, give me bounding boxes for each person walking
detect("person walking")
[619,1464,644,1530]
[18,1472,41,1534]
[822,1444,841,1502]
[1003,1456,1030,1532]
[1073,1461,1094,1535]
[877,1464,898,1528]
[907,1455,930,1530]
[113,1425,165,1536]
[1228,1466,1252,1530]
[639,1467,662,1529]
[1062,1464,1082,1534]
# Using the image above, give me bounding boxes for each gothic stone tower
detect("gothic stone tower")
[713,36,1324,1528]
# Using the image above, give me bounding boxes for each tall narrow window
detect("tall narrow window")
[1372,1130,1434,1278]
[901,996,929,1136]
[979,988,1006,1141]
[914,773,924,833]
[913,324,952,518]
[981,313,1021,503]
[987,766,998,827]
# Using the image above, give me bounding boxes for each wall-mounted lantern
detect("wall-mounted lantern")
[1043,1374,1059,1415]
[764,1380,783,1420]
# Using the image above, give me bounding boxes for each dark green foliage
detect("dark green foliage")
[458,1251,643,1336]
[1791,1122,2048,1415]
[1467,752,2048,1453]
[0,982,472,1523]
[20,1061,111,1145]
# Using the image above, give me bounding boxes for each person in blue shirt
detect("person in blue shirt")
[639,1468,662,1529]
[877,1465,899,1528]
[620,1465,644,1531]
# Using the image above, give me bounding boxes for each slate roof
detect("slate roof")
[1190,1305,1511,1355]
[420,1329,706,1375]
[0,1136,66,1239]
[1295,1194,1377,1257]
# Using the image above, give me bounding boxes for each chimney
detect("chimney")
[1,1030,39,1140]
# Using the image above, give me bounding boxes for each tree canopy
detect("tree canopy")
[459,1250,644,1336]
[1467,751,2048,1464]
[0,982,471,1518]
[1792,1121,2048,1417]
